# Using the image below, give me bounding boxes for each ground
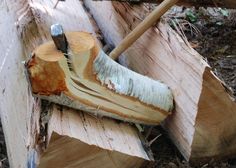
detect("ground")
[0,5,235,168]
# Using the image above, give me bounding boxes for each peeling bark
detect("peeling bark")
[26,31,173,125]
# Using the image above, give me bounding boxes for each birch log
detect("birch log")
[84,1,236,161]
[0,0,152,167]
[26,30,173,125]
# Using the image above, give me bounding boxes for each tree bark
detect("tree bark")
[26,30,173,125]
[84,0,236,161]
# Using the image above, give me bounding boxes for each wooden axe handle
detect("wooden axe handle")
[109,0,178,60]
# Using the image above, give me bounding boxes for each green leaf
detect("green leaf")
[186,11,197,23]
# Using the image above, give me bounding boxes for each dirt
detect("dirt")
[143,126,236,168]
[167,7,236,97]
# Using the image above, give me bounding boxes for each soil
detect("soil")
[144,126,236,168]
[167,7,236,97]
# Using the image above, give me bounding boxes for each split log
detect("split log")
[84,1,236,161]
[0,0,152,167]
[38,105,150,168]
[26,30,173,125]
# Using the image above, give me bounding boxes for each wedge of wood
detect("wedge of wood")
[26,30,174,125]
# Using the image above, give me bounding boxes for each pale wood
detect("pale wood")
[84,1,236,161]
[109,0,178,60]
[39,105,149,168]
[0,0,151,167]
[0,1,41,167]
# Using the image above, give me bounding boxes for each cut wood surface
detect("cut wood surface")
[84,0,236,161]
[26,30,173,125]
[39,105,149,168]
[0,0,152,167]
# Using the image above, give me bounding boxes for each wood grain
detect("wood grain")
[39,105,149,168]
[84,1,236,161]
[0,0,151,167]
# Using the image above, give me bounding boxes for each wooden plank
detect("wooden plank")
[0,0,41,167]
[83,1,236,161]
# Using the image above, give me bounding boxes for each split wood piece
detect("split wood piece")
[109,0,178,60]
[38,105,151,167]
[84,1,236,161]
[26,30,174,125]
[0,1,42,168]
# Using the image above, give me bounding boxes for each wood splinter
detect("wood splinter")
[26,24,174,125]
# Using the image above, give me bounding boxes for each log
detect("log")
[0,0,152,167]
[84,1,236,161]
[26,29,173,125]
[38,105,150,167]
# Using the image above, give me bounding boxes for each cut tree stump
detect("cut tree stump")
[84,0,236,161]
[0,0,152,167]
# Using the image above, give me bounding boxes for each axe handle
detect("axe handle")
[109,0,178,60]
